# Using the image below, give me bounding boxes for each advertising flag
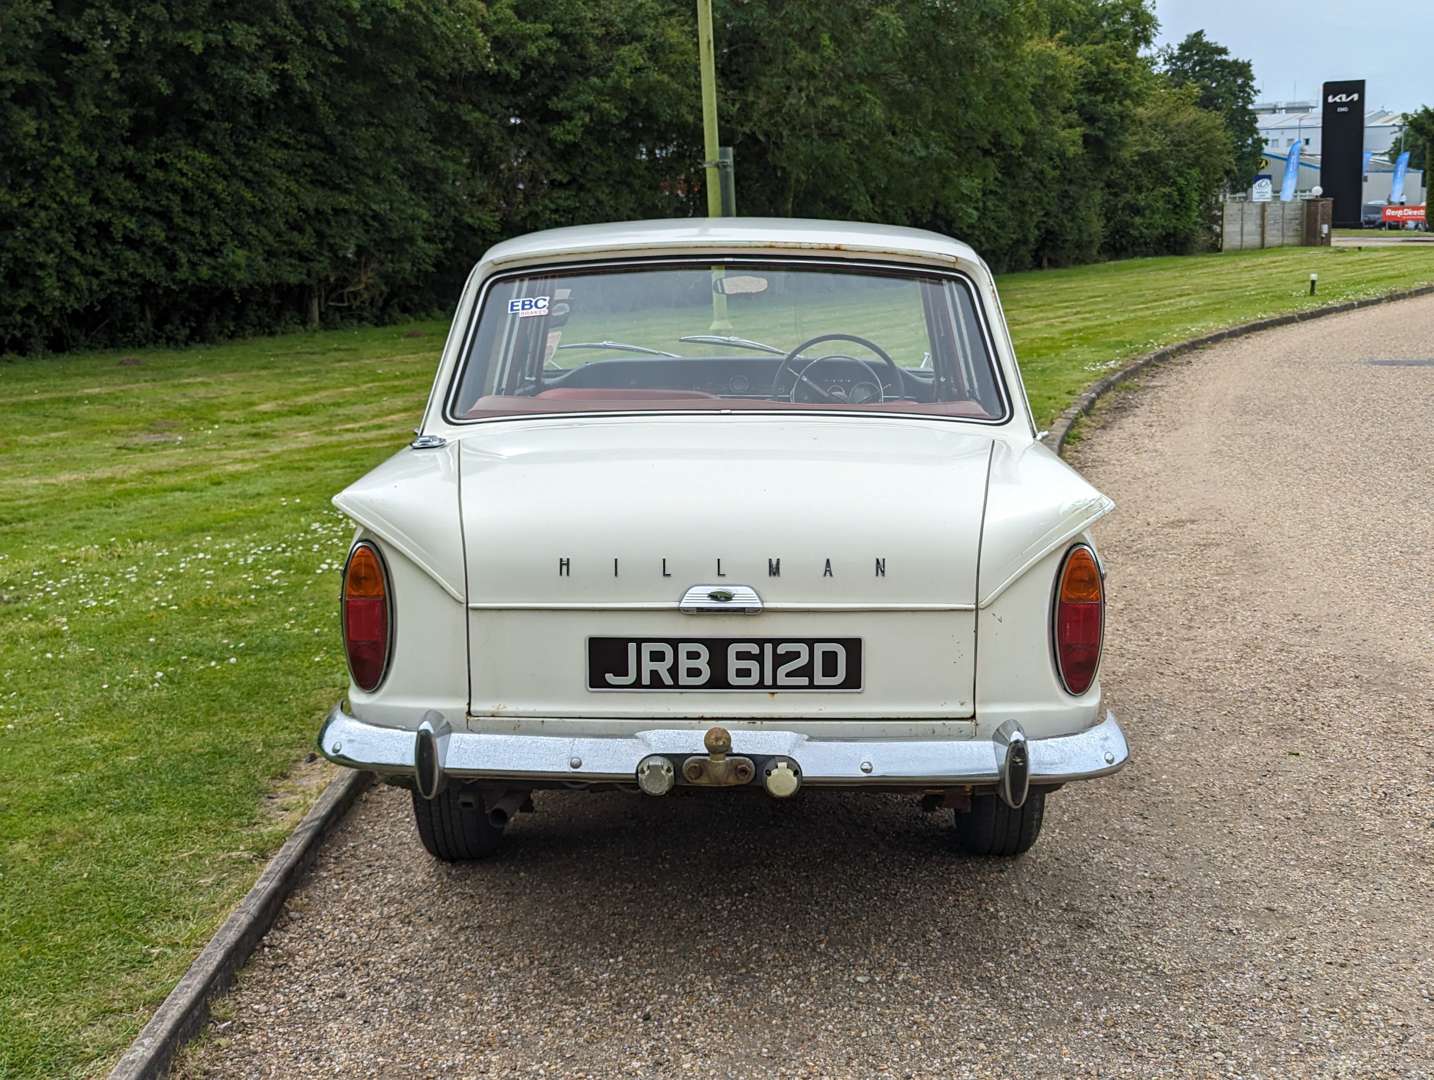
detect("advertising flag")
[1280,139,1301,201]
[1362,150,1373,175]
[1391,150,1411,204]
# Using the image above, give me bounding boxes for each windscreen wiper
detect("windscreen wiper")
[678,334,786,356]
[555,341,681,358]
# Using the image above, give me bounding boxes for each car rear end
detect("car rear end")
[317,218,1130,860]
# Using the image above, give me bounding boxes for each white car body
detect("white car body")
[319,218,1129,857]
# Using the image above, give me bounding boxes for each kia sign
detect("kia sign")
[1382,205,1426,225]
[1321,80,1365,228]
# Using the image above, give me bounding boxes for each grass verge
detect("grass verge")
[0,322,448,1077]
[998,243,1434,423]
[3,242,1434,1077]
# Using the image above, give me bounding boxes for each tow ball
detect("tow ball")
[682,727,754,787]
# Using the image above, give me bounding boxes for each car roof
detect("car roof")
[477,217,983,273]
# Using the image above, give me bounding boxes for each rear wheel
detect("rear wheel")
[952,789,1046,856]
[411,784,504,861]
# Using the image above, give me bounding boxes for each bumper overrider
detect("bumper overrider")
[318,702,1129,809]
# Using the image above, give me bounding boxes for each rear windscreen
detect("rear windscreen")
[448,260,1007,422]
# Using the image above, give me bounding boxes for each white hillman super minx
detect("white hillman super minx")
[319,218,1129,859]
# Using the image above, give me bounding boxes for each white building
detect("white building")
[1257,150,1425,207]
[1254,100,1406,158]
[1251,100,1424,207]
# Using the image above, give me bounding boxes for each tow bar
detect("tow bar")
[635,726,802,798]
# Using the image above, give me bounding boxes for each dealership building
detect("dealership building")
[1253,100,1425,206]
[1255,100,1406,156]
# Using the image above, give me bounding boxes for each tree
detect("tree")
[0,0,702,352]
[473,0,701,237]
[715,0,1043,266]
[1104,80,1233,257]
[0,0,1243,354]
[1035,0,1161,265]
[712,0,1174,271]
[1398,105,1434,172]
[0,0,511,351]
[1158,30,1262,190]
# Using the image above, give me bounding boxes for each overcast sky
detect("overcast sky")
[1153,0,1429,114]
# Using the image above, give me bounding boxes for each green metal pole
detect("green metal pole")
[697,0,722,220]
[696,0,730,328]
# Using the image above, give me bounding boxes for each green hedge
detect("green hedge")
[1,0,1236,354]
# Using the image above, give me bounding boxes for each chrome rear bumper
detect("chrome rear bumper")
[318,702,1129,798]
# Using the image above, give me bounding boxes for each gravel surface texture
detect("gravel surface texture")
[180,298,1434,1079]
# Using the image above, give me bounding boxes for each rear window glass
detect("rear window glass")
[448,261,1007,422]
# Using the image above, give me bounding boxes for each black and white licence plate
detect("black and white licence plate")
[587,637,862,691]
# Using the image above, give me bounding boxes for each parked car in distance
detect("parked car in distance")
[1362,201,1387,228]
[319,218,1130,860]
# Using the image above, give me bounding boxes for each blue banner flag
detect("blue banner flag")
[1391,150,1411,204]
[1280,140,1301,201]
[1362,150,1373,175]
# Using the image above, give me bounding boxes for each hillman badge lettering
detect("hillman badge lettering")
[557,556,888,578]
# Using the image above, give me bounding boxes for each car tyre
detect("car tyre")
[411,784,504,861]
[952,789,1046,856]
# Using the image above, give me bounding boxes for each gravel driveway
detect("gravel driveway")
[181,297,1434,1079]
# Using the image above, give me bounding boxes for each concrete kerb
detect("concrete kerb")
[1048,283,1434,455]
[107,767,373,1080]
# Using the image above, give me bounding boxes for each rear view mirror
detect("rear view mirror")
[713,274,769,296]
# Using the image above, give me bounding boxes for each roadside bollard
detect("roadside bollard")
[1309,272,1318,296]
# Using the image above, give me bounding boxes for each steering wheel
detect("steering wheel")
[771,333,902,404]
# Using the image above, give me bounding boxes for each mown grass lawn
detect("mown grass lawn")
[998,243,1434,424]
[3,242,1434,1078]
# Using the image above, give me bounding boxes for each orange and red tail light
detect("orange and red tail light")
[342,541,391,692]
[1053,544,1103,696]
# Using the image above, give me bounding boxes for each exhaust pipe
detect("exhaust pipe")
[485,788,529,828]
[993,719,1030,809]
